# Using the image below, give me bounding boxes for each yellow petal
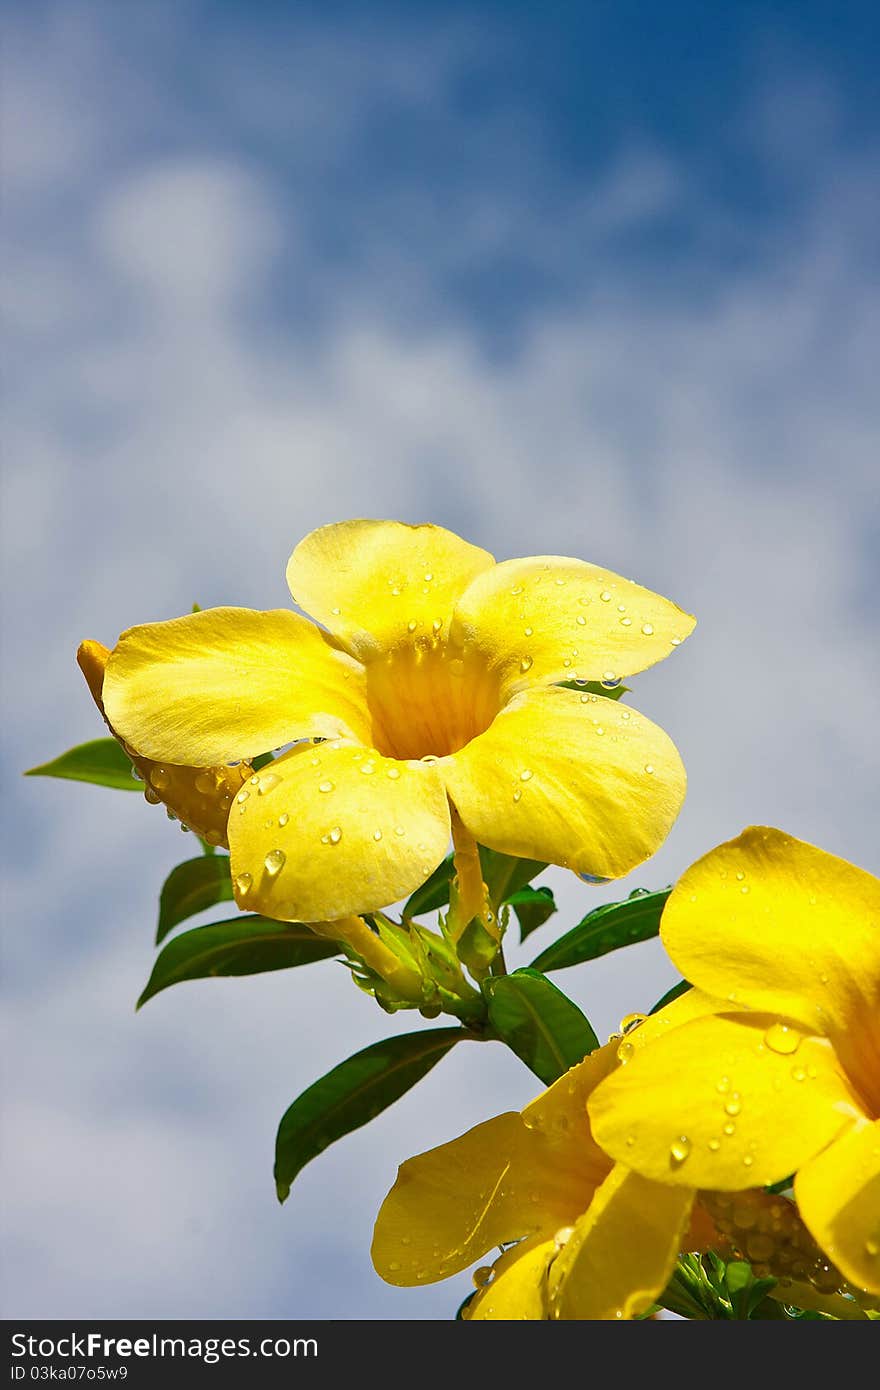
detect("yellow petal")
[549,1164,695,1320]
[659,827,880,1043]
[226,741,450,921]
[286,520,494,660]
[372,1113,567,1286]
[468,1240,556,1320]
[589,1012,863,1190]
[450,555,695,696]
[442,686,686,879]
[103,607,371,766]
[622,987,725,1056]
[521,1039,619,1190]
[795,1120,880,1294]
[77,639,247,847]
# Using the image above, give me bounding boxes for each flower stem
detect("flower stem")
[312,916,423,999]
[448,808,491,943]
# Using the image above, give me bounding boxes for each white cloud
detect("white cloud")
[2,1,879,1321]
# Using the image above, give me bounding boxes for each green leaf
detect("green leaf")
[275,1028,461,1201]
[251,751,276,771]
[24,738,141,791]
[138,916,339,1007]
[649,978,692,1014]
[529,887,671,973]
[507,885,556,942]
[486,969,599,1085]
[557,680,629,701]
[157,855,233,943]
[403,855,455,919]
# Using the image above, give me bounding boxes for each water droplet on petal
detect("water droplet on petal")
[576,615,587,626]
[764,1022,801,1055]
[599,591,611,602]
[318,780,334,793]
[407,620,417,633]
[723,1122,736,1136]
[708,1138,721,1152]
[432,619,442,635]
[620,616,632,627]
[386,766,401,779]
[278,812,289,827]
[328,827,342,845]
[641,623,654,636]
[670,1136,691,1165]
[520,655,533,673]
[236,790,250,804]
[725,1098,742,1116]
[394,825,405,837]
[257,772,280,794]
[235,872,253,896]
[520,769,533,781]
[151,766,171,791]
[373,829,383,841]
[473,1266,494,1288]
[671,636,682,646]
[264,849,286,876]
[644,764,655,775]
[513,789,522,802]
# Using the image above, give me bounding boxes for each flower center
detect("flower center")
[364,642,503,761]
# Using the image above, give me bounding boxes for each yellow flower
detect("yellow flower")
[91,519,693,924]
[372,1038,702,1319]
[589,827,880,1296]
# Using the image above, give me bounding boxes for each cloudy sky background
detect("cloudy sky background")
[2,0,879,1319]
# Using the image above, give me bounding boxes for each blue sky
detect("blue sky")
[2,0,879,1320]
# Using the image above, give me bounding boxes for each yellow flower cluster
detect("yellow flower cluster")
[75,517,878,1319]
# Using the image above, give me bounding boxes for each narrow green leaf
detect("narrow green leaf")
[530,887,671,973]
[557,680,629,701]
[507,885,557,942]
[403,855,454,918]
[275,1028,461,1201]
[25,738,141,791]
[252,751,276,771]
[138,916,338,1007]
[649,978,692,1014]
[157,855,233,943]
[486,969,598,1085]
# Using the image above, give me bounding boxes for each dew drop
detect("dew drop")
[278,812,289,827]
[194,771,215,795]
[257,772,280,794]
[576,614,587,627]
[520,769,533,781]
[641,623,654,636]
[318,780,334,793]
[394,825,405,837]
[130,765,144,781]
[513,789,522,802]
[708,1138,721,1152]
[473,1266,494,1288]
[669,1136,691,1165]
[510,584,524,596]
[791,1066,807,1082]
[865,1239,879,1258]
[644,764,655,775]
[236,790,250,804]
[742,1154,754,1167]
[723,1122,736,1136]
[671,636,682,646]
[764,1022,801,1055]
[595,725,605,736]
[151,766,171,791]
[716,1077,731,1094]
[328,827,342,845]
[620,617,632,627]
[424,572,433,582]
[618,1041,635,1064]
[407,620,418,633]
[234,872,252,896]
[621,709,631,721]
[331,606,341,616]
[386,766,401,779]
[523,625,534,637]
[725,1098,742,1117]
[432,619,442,635]
[599,591,611,602]
[520,655,533,673]
[264,849,286,876]
[602,671,617,684]
[389,1261,401,1273]
[373,829,383,841]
